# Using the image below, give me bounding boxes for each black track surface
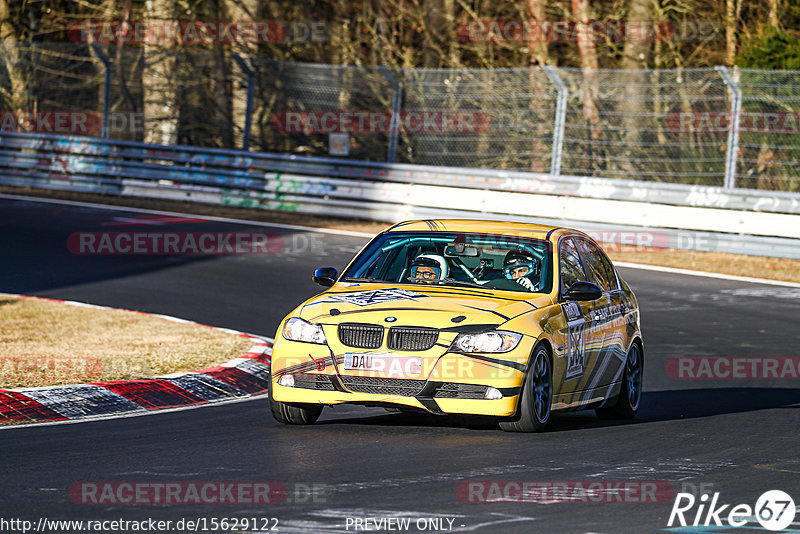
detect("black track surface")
[1,196,798,533]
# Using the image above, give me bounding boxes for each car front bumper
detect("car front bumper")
[271,337,531,417]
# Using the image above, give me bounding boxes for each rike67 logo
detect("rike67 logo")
[668,490,796,531]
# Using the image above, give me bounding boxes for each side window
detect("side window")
[559,237,587,292]
[576,238,612,292]
[599,251,619,290]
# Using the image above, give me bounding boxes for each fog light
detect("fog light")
[278,374,295,387]
[484,387,503,400]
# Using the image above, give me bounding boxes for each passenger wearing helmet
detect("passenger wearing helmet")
[409,254,449,283]
[503,250,539,291]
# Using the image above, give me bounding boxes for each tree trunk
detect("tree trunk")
[571,0,601,175]
[725,0,737,66]
[768,0,779,27]
[0,0,31,113]
[527,0,550,172]
[225,0,259,149]
[422,0,455,68]
[527,0,549,67]
[143,0,178,145]
[112,0,138,140]
[618,0,653,177]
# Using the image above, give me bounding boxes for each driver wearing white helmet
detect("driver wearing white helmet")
[409,253,449,283]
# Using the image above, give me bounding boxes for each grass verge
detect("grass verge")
[0,295,253,389]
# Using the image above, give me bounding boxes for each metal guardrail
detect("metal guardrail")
[1,130,799,259]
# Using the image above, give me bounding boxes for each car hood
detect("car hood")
[297,282,554,329]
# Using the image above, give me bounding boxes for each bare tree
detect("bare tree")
[142,0,177,145]
[527,0,551,172]
[768,0,780,27]
[225,0,259,149]
[571,0,602,174]
[422,0,457,67]
[725,0,743,66]
[0,0,32,113]
[527,0,550,67]
[618,0,654,177]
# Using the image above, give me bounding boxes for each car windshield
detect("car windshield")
[342,231,553,294]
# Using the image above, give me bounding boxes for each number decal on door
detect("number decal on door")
[562,302,587,380]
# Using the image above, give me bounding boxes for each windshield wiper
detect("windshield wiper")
[342,276,383,283]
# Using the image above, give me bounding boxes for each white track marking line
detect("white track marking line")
[0,292,273,342]
[0,394,264,431]
[0,193,373,237]
[3,192,799,287]
[614,261,800,288]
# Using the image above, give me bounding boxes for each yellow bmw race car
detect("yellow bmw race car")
[269,220,643,432]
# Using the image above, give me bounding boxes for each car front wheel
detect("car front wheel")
[500,344,552,432]
[268,376,323,425]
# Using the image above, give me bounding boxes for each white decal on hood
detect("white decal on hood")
[329,288,428,307]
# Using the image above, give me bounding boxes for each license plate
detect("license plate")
[344,353,423,376]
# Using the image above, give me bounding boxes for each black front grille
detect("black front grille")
[338,323,384,349]
[293,373,335,391]
[433,383,488,399]
[387,327,439,351]
[340,376,427,396]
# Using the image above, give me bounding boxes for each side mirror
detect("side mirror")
[564,281,602,301]
[313,267,338,287]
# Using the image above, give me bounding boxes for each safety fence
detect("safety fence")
[2,42,800,193]
[1,130,799,259]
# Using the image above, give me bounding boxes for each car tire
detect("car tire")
[596,341,642,420]
[268,375,323,425]
[500,344,552,432]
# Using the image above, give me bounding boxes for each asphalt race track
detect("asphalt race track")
[1,195,798,534]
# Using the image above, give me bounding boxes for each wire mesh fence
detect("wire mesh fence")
[0,42,105,136]
[557,68,731,185]
[1,41,799,192]
[250,60,394,161]
[397,68,558,172]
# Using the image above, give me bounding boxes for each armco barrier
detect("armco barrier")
[1,130,799,258]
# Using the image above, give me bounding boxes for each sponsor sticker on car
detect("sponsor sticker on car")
[330,288,428,307]
[562,302,587,380]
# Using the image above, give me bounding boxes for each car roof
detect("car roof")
[385,219,582,240]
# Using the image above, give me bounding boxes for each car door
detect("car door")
[573,237,624,390]
[552,236,607,406]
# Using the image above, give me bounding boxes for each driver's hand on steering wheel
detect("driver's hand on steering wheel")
[515,276,535,291]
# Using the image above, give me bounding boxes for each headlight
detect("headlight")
[282,318,327,344]
[451,331,522,353]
